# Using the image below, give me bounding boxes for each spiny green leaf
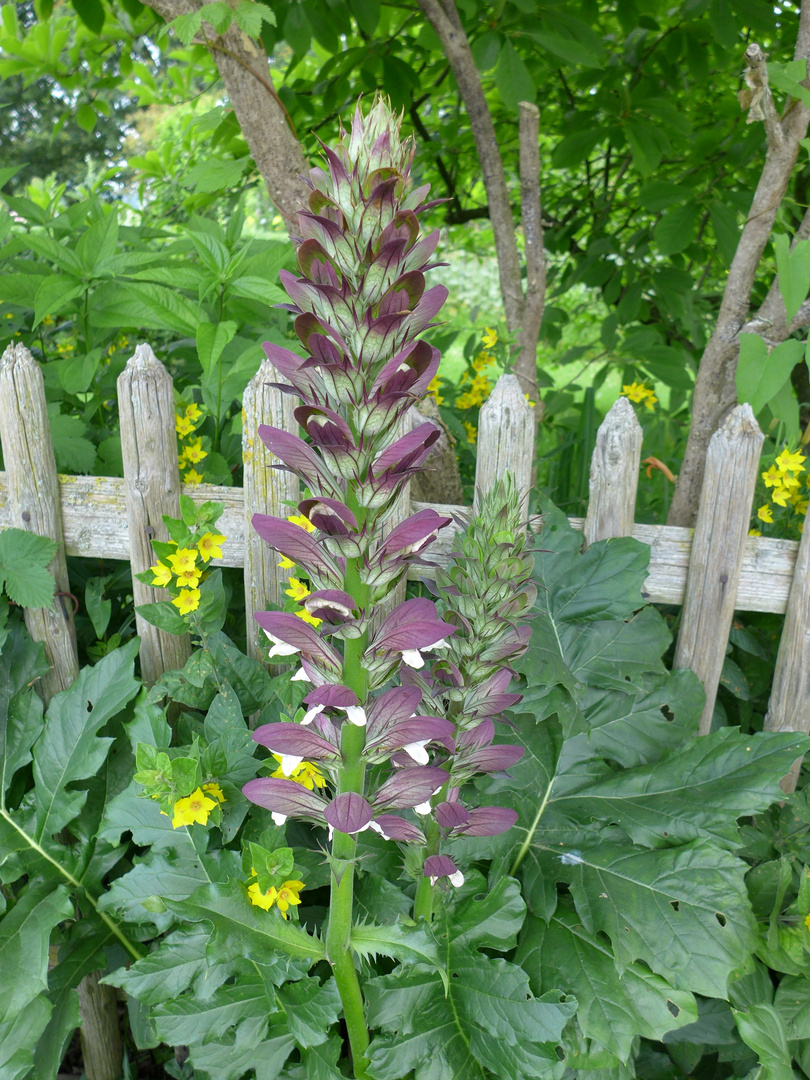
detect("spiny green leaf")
[350,920,447,987]
[0,882,73,1025]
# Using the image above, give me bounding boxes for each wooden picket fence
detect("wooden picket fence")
[1,339,809,798]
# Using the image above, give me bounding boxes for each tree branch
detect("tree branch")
[667,7,810,527]
[140,0,308,226]
[516,101,545,409]
[416,0,525,334]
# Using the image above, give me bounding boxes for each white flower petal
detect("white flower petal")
[342,705,367,727]
[414,800,432,816]
[271,812,287,827]
[449,870,465,888]
[431,638,450,651]
[280,754,304,777]
[290,667,311,682]
[368,820,390,841]
[403,741,430,765]
[327,824,334,842]
[401,648,424,669]
[429,875,438,886]
[263,630,299,657]
[301,704,325,726]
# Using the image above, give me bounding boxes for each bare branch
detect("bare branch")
[416,0,525,334]
[516,101,544,410]
[667,7,810,527]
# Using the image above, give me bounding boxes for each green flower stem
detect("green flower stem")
[0,806,144,962]
[413,815,440,922]
[326,551,371,1078]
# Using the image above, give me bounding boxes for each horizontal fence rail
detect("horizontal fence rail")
[0,473,800,614]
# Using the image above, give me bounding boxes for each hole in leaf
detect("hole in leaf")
[666,999,680,1018]
[660,704,675,722]
[526,993,532,1001]
[670,900,680,912]
[555,1047,566,1062]
[624,675,632,682]
[716,912,726,927]
[451,972,459,979]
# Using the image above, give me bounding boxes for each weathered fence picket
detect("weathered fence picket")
[0,343,78,701]
[242,358,298,661]
[673,405,765,735]
[117,344,191,686]
[583,395,643,546]
[3,339,810,787]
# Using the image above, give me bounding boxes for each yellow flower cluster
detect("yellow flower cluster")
[171,782,225,828]
[482,326,498,348]
[150,532,226,614]
[427,374,445,407]
[456,371,494,410]
[279,514,322,627]
[269,754,327,790]
[175,403,206,485]
[757,447,808,529]
[463,421,477,444]
[622,382,658,410]
[247,876,305,917]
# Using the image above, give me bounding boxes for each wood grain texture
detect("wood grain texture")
[242,359,299,660]
[474,374,534,512]
[0,343,78,701]
[583,396,643,545]
[117,344,190,685]
[0,476,801,612]
[673,404,764,734]
[77,971,123,1080]
[764,502,810,791]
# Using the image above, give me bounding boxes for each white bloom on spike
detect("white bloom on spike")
[401,649,424,669]
[271,812,287,827]
[449,870,465,888]
[327,825,334,842]
[429,875,438,886]
[431,638,450,650]
[301,704,325,726]
[280,755,304,776]
[403,741,430,765]
[368,820,390,841]
[341,705,367,727]
[414,800,432,816]
[291,667,311,682]
[263,630,299,658]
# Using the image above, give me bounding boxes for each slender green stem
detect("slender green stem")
[509,777,554,877]
[0,806,144,961]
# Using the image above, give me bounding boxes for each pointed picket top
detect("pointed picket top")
[584,395,643,546]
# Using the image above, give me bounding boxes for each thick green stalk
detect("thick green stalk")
[412,816,440,922]
[326,551,371,1078]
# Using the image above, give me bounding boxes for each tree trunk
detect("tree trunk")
[668,16,810,526]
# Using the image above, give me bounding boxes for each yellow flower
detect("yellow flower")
[202,782,226,804]
[185,403,202,422]
[795,499,809,516]
[456,373,493,410]
[748,529,761,537]
[247,878,305,918]
[172,588,201,615]
[426,375,444,406]
[180,438,207,465]
[295,608,322,627]
[175,414,194,437]
[287,513,316,533]
[285,577,311,602]
[643,392,657,410]
[171,787,216,828]
[278,554,296,570]
[525,393,537,408]
[776,448,806,473]
[275,880,305,918]
[198,532,226,562]
[184,469,203,486]
[482,327,498,348]
[757,505,773,523]
[175,568,201,589]
[248,882,278,910]
[150,562,172,587]
[771,487,793,508]
[463,421,477,444]
[168,548,198,574]
[622,382,655,406]
[762,465,783,488]
[270,756,327,790]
